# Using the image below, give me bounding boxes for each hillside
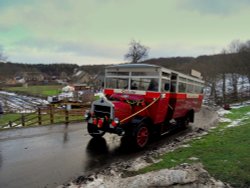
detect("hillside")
[0,53,249,78]
[1,53,249,82]
[0,62,78,80]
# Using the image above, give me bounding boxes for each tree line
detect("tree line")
[0,62,79,80]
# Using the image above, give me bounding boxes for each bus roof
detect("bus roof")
[107,63,160,69]
[106,63,204,83]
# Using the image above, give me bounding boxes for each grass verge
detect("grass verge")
[138,106,250,188]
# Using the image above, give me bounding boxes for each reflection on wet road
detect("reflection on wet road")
[0,122,190,188]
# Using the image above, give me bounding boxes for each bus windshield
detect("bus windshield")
[106,77,159,91]
[106,78,128,89]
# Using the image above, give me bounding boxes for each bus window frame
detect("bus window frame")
[105,69,162,92]
[105,65,204,95]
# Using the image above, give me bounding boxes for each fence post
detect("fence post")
[9,121,12,128]
[50,105,54,124]
[65,108,69,126]
[38,108,42,125]
[21,114,25,127]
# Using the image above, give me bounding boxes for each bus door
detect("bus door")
[166,73,178,120]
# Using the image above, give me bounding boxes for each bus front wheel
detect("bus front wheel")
[133,123,149,149]
[87,123,105,138]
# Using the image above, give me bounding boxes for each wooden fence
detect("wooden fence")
[2,105,87,129]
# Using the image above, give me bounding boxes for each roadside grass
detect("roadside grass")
[0,112,84,129]
[0,113,21,126]
[138,106,250,188]
[4,85,62,97]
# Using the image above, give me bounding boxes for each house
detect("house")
[16,72,45,83]
[73,70,92,84]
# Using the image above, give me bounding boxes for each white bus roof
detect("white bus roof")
[107,63,160,69]
[106,63,204,83]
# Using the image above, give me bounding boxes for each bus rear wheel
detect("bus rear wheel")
[180,114,191,129]
[133,124,149,149]
[184,116,190,127]
[87,123,105,138]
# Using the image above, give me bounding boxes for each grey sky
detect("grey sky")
[0,0,249,64]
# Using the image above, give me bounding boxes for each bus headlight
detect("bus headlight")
[84,110,91,120]
[111,118,120,127]
[114,118,120,124]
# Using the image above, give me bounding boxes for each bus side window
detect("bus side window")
[164,83,170,91]
[162,79,170,92]
[131,82,138,90]
[148,79,158,91]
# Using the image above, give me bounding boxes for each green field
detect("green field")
[139,106,250,188]
[3,85,62,97]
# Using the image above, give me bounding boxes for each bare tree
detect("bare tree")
[238,40,250,97]
[227,40,243,100]
[219,49,228,103]
[228,40,242,53]
[124,40,149,63]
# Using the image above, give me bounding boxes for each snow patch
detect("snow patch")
[180,144,191,148]
[227,116,249,128]
[217,101,250,128]
[189,157,199,161]
[217,108,231,116]
[231,105,245,109]
[227,120,242,128]
[219,118,232,123]
[94,92,104,98]
[3,123,22,129]
[66,163,229,188]
[0,91,17,96]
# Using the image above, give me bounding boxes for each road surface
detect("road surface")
[0,106,217,188]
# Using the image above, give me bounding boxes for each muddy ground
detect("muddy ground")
[58,106,233,188]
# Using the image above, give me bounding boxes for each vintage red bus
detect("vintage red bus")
[85,64,204,148]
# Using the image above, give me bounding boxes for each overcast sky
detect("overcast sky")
[0,0,250,65]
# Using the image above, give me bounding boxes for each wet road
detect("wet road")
[0,123,146,188]
[0,106,217,188]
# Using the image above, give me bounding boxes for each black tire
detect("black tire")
[132,123,149,149]
[181,115,190,129]
[87,123,105,138]
[184,116,190,126]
